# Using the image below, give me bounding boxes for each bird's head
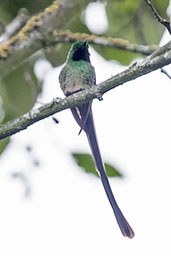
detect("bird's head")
[67,41,90,62]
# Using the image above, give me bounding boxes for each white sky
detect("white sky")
[0,2,171,256]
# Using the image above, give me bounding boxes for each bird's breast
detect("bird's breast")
[63,68,92,95]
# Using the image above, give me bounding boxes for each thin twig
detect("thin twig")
[144,0,171,35]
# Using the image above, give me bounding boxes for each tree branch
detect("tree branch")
[0,0,94,78]
[144,0,171,35]
[0,8,29,45]
[0,0,160,79]
[0,40,171,140]
[47,30,158,56]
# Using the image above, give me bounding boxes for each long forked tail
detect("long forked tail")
[71,104,134,239]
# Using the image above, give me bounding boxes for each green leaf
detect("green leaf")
[45,43,71,67]
[93,45,139,66]
[0,61,41,156]
[0,62,41,122]
[93,0,169,65]
[0,0,53,19]
[72,152,123,178]
[104,162,123,178]
[0,137,10,155]
[106,0,169,44]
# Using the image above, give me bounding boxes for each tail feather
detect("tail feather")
[71,104,134,238]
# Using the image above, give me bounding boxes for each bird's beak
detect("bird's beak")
[83,40,88,46]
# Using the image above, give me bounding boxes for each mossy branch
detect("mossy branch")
[0,0,93,78]
[0,0,159,78]
[46,30,158,56]
[0,40,171,140]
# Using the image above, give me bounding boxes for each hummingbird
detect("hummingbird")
[59,41,134,238]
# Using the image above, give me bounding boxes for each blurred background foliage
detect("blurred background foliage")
[72,153,123,177]
[0,0,169,174]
